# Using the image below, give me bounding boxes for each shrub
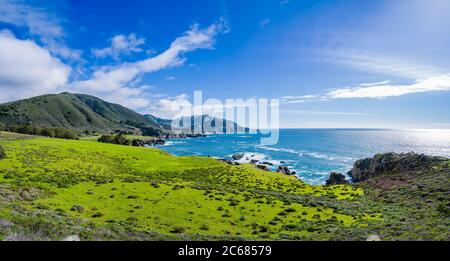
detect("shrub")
[97,134,131,146]
[437,201,450,217]
[199,224,209,231]
[126,217,138,222]
[70,204,85,212]
[98,135,114,143]
[222,213,232,218]
[170,226,186,233]
[113,134,131,145]
[91,212,103,218]
[0,125,78,139]
[0,145,5,160]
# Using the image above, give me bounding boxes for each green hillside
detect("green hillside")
[0,93,165,134]
[1,132,448,241]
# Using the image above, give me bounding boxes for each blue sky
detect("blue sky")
[0,0,449,128]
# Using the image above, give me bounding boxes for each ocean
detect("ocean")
[154,129,450,185]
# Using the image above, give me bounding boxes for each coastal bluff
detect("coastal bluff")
[326,152,448,185]
[347,152,447,182]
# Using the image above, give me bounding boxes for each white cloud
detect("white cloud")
[166,76,176,81]
[280,0,290,6]
[0,0,82,60]
[326,74,450,99]
[71,20,228,110]
[279,95,318,104]
[322,49,442,79]
[92,33,145,60]
[260,18,271,28]
[359,80,391,87]
[281,109,367,116]
[0,30,71,102]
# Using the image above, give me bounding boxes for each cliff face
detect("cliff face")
[347,152,446,182]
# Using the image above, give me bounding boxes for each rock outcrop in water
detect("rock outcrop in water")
[277,166,294,175]
[347,152,446,182]
[326,172,349,185]
[232,153,244,161]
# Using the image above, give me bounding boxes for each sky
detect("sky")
[0,0,450,128]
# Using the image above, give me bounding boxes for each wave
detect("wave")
[163,141,186,146]
[258,145,353,162]
[231,152,267,164]
[258,146,300,155]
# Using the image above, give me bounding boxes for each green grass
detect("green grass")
[15,131,450,241]
[38,181,363,238]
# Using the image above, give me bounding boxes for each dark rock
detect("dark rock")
[153,139,165,145]
[62,235,81,241]
[0,219,13,228]
[256,165,270,171]
[366,235,381,241]
[219,159,240,165]
[326,172,349,185]
[262,161,274,166]
[18,188,39,201]
[277,166,292,175]
[132,139,145,147]
[131,138,165,147]
[348,152,446,182]
[250,159,259,164]
[232,153,244,161]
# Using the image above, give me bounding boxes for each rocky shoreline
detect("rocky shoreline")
[220,151,448,187]
[131,133,207,147]
[326,152,448,185]
[219,152,297,176]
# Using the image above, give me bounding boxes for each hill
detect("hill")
[0,93,167,135]
[145,114,245,134]
[0,93,242,137]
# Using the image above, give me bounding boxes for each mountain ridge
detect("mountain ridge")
[0,92,166,135]
[0,93,242,136]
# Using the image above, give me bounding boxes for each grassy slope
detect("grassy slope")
[0,93,163,133]
[0,132,448,240]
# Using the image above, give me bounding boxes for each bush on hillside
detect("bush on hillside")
[0,125,78,139]
[0,145,5,159]
[97,134,131,146]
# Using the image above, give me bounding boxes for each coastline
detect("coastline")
[151,129,450,185]
[1,131,449,241]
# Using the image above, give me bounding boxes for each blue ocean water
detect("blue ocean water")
[154,129,450,185]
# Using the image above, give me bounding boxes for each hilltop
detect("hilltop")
[0,93,166,135]
[0,93,242,137]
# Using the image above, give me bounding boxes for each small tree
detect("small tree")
[98,135,114,143]
[113,134,131,145]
